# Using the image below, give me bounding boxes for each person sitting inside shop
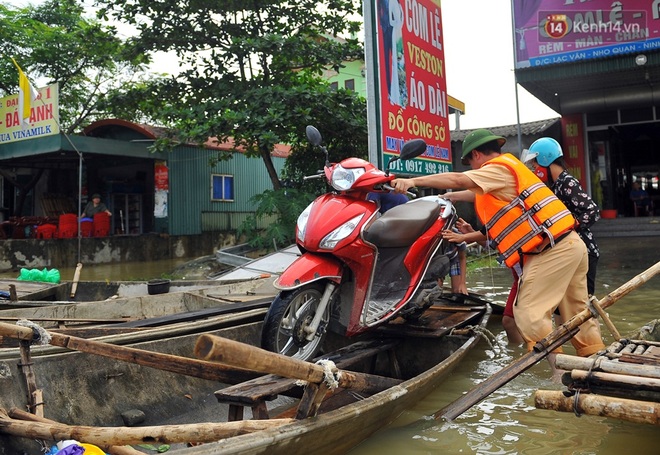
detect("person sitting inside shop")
[630,182,652,216]
[81,193,112,218]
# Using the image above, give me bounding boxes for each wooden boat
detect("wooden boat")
[0,295,491,454]
[0,277,274,359]
[0,276,268,308]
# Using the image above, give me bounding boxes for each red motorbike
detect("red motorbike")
[261,126,458,360]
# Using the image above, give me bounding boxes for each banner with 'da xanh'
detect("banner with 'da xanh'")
[0,83,60,144]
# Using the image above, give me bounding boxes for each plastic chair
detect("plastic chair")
[58,213,78,238]
[80,220,93,237]
[633,200,653,217]
[35,224,58,239]
[93,212,110,237]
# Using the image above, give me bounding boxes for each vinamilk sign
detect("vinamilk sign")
[0,83,60,144]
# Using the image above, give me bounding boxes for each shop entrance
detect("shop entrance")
[588,121,660,217]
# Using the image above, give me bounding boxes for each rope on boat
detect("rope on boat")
[572,388,583,417]
[294,359,341,390]
[16,319,50,345]
[317,359,340,389]
[586,295,600,319]
[450,325,500,354]
[567,351,606,417]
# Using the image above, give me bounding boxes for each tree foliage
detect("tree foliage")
[95,0,367,190]
[240,82,369,248]
[0,0,153,133]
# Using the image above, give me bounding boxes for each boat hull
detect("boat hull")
[0,299,490,454]
[184,335,483,454]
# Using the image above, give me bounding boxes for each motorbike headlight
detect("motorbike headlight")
[319,214,364,250]
[296,202,314,242]
[331,164,365,191]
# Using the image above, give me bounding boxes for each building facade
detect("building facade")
[0,119,285,238]
[513,1,660,217]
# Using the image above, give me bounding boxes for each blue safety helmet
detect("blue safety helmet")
[525,137,563,167]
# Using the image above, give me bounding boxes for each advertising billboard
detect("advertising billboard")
[369,0,451,175]
[513,0,660,68]
[0,83,60,144]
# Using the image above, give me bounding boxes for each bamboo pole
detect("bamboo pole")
[534,390,660,425]
[0,322,257,384]
[0,317,135,323]
[70,263,83,298]
[0,408,294,445]
[556,354,660,380]
[570,369,660,391]
[194,334,402,393]
[8,408,141,455]
[435,260,660,421]
[590,297,621,341]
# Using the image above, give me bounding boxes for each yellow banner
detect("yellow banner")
[0,83,60,144]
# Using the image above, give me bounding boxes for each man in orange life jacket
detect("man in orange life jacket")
[393,129,605,378]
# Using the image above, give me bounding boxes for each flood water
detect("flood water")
[3,238,658,453]
[349,236,660,455]
[0,258,192,282]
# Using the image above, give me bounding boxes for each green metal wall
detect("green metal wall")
[167,146,285,235]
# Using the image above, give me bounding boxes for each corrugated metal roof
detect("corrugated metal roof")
[84,119,292,158]
[450,117,561,142]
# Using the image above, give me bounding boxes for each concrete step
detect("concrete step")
[591,216,660,237]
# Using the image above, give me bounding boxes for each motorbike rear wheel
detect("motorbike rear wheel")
[261,282,330,361]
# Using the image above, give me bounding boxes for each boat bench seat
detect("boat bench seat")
[215,338,400,421]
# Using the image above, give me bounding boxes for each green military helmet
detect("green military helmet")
[461,129,506,164]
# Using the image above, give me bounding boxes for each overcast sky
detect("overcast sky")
[6,0,560,131]
[441,0,559,130]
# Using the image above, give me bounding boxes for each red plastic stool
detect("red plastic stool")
[58,214,78,238]
[93,212,110,237]
[80,220,93,237]
[35,224,58,239]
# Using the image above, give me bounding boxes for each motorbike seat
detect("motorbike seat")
[363,200,441,248]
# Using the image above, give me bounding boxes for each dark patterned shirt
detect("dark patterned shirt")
[551,170,600,257]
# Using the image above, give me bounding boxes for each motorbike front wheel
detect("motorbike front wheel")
[261,283,330,361]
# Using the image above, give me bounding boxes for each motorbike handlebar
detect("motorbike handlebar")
[382,183,416,198]
[303,173,324,181]
[439,198,454,218]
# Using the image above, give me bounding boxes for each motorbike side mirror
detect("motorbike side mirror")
[306,125,330,167]
[306,125,323,146]
[400,139,427,161]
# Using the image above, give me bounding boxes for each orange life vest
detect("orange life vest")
[474,154,575,268]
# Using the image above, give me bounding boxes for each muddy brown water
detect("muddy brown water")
[349,236,660,454]
[2,237,658,453]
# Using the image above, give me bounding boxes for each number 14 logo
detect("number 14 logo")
[544,14,570,39]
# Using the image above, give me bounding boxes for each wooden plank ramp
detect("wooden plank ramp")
[535,339,660,425]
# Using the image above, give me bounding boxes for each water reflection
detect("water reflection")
[0,258,191,282]
[349,236,660,455]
